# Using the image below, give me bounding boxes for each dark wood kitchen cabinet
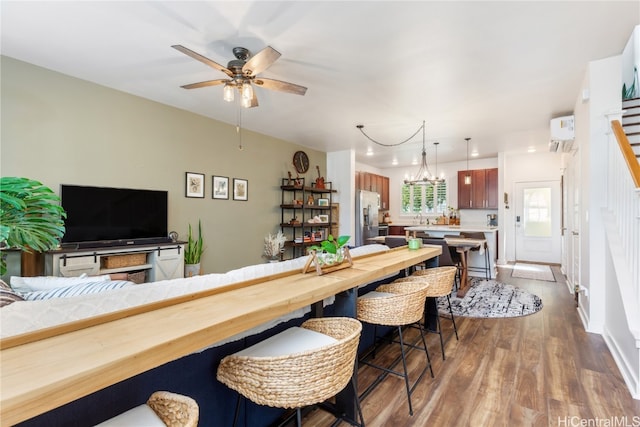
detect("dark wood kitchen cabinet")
[458,168,498,209]
[355,171,390,210]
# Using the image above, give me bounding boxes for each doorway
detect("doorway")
[514,181,562,263]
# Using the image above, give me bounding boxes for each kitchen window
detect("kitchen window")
[401,183,447,214]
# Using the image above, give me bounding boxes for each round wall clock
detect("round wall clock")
[293,151,309,174]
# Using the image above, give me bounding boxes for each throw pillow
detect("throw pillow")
[0,279,25,307]
[10,274,111,293]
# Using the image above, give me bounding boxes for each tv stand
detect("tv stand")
[45,242,185,283]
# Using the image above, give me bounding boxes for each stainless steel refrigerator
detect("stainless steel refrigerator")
[355,190,379,246]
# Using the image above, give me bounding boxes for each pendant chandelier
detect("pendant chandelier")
[464,137,471,185]
[404,121,445,185]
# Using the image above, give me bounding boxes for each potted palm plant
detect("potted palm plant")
[184,220,204,277]
[0,177,66,275]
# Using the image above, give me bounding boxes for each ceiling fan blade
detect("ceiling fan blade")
[180,79,229,89]
[172,45,233,77]
[242,46,281,76]
[254,78,307,96]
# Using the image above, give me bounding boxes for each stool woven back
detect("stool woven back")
[357,282,430,327]
[394,266,457,298]
[216,317,362,409]
[146,391,199,427]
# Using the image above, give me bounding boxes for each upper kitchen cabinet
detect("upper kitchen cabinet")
[458,168,498,209]
[355,171,390,210]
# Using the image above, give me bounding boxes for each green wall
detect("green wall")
[0,56,326,273]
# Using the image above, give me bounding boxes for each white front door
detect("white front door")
[514,181,562,263]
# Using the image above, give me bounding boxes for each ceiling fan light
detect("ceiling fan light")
[242,83,253,100]
[241,96,251,108]
[223,83,235,102]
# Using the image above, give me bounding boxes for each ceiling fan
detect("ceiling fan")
[172,45,307,108]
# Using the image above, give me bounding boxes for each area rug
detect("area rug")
[511,263,555,282]
[437,278,543,318]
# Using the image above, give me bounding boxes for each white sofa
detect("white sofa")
[1,244,391,342]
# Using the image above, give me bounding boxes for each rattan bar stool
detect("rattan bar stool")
[396,266,458,360]
[356,281,433,416]
[96,391,199,427]
[216,317,364,427]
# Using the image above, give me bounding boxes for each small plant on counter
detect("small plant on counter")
[308,234,350,266]
[263,231,287,260]
[184,220,204,265]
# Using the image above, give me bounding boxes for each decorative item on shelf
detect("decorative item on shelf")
[307,215,328,224]
[286,171,302,188]
[314,165,325,189]
[184,220,204,277]
[289,217,300,225]
[263,231,286,262]
[303,235,352,275]
[317,198,329,207]
[0,177,67,275]
[307,195,314,205]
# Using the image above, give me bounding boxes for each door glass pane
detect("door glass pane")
[524,187,551,237]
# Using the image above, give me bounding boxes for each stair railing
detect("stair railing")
[611,120,640,188]
[607,119,640,332]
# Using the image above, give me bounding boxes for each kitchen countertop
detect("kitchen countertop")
[404,225,498,233]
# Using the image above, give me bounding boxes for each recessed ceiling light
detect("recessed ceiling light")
[527,146,536,153]
[471,151,479,157]
[366,148,374,156]
[391,158,398,166]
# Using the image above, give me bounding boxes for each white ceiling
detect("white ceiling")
[1,1,638,169]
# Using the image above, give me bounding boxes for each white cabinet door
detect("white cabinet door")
[148,245,184,281]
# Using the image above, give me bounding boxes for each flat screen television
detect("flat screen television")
[60,184,169,248]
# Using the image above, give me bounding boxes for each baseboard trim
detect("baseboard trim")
[602,325,640,400]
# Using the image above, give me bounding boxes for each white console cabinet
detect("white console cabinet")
[45,243,185,282]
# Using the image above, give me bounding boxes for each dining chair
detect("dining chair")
[459,231,490,279]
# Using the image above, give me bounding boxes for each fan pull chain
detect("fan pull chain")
[236,100,243,151]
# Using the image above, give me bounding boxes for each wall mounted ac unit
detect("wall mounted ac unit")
[549,115,575,152]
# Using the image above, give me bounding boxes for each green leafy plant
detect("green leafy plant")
[184,220,204,264]
[308,234,350,267]
[0,177,66,275]
[622,66,638,100]
[309,234,350,254]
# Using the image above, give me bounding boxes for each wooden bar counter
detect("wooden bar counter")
[0,246,440,426]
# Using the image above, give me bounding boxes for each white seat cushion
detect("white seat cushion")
[233,326,337,358]
[359,291,395,300]
[94,404,164,426]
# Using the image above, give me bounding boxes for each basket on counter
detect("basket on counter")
[101,253,147,269]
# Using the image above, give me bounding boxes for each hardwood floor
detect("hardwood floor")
[304,265,640,426]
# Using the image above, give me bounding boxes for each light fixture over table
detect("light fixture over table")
[404,121,445,186]
[464,137,472,185]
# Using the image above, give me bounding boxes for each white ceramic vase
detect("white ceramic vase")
[184,263,201,277]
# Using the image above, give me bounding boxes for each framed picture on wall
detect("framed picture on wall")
[212,176,229,200]
[233,178,248,201]
[185,172,205,198]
